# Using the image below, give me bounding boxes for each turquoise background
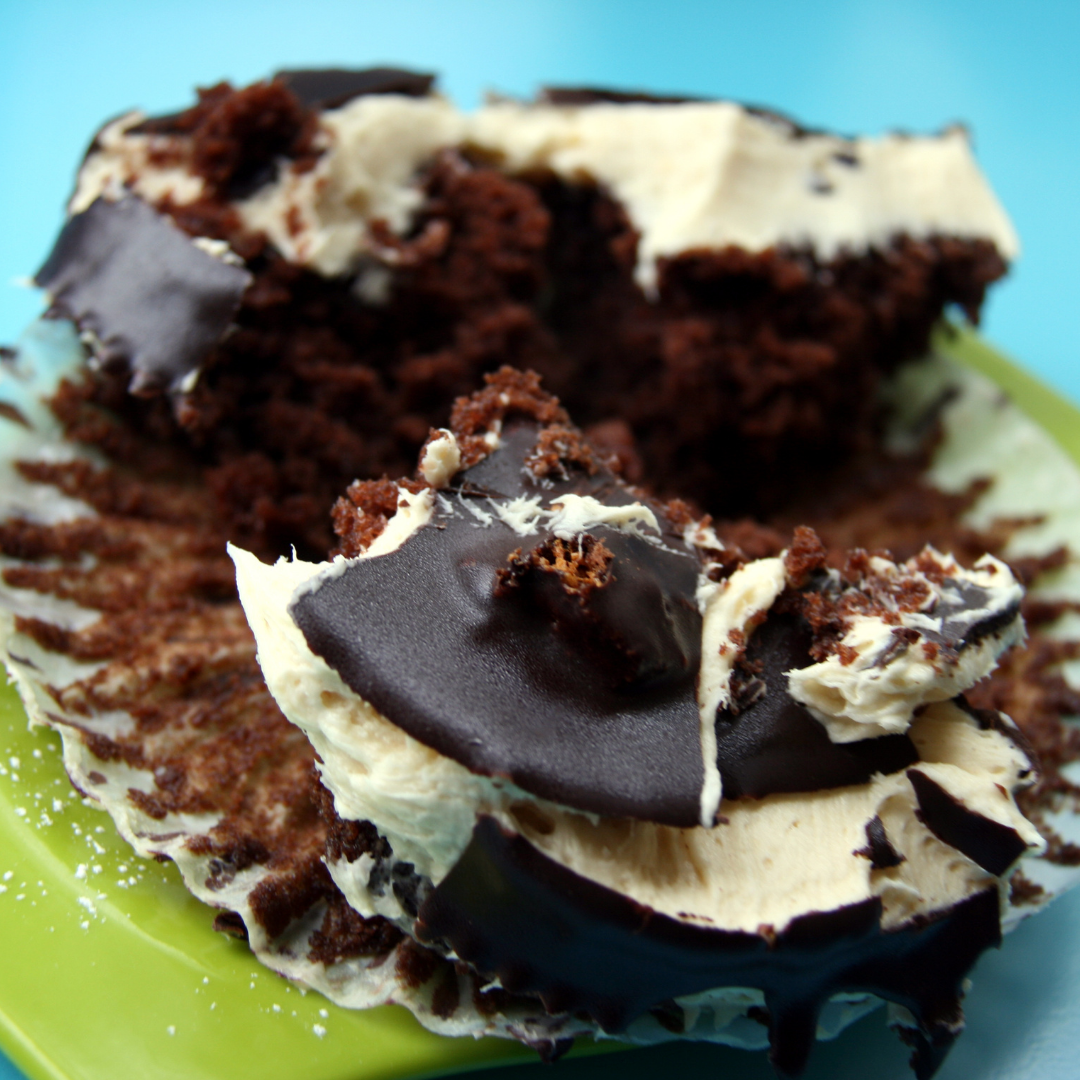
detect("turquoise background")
[1,2,1079,1078]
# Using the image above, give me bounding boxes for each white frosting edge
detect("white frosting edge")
[73,94,1019,291]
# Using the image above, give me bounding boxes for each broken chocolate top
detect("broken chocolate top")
[35,196,251,395]
[290,372,921,824]
[274,67,436,109]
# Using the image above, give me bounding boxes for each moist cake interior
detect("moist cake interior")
[51,77,1008,561]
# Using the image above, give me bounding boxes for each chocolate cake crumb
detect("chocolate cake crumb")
[314,778,392,864]
[496,536,615,598]
[331,478,415,558]
[308,895,403,965]
[1009,871,1046,907]
[448,367,569,469]
[784,525,828,587]
[135,81,318,199]
[524,423,606,479]
[395,936,444,990]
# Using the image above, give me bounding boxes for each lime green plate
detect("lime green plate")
[0,329,1077,1080]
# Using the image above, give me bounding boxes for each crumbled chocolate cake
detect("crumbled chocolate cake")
[41,74,1012,558]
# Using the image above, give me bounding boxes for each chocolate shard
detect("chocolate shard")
[953,694,1039,778]
[274,67,435,110]
[417,817,1001,1078]
[932,577,1022,654]
[34,196,251,396]
[854,815,906,870]
[908,769,1029,876]
[717,613,919,799]
[539,86,706,106]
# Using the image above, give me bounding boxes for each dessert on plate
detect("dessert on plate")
[2,67,1080,1079]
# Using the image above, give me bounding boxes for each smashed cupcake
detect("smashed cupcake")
[233,369,1042,1078]
[3,65,1079,1080]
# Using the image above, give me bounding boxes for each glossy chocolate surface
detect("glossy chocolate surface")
[418,816,1001,1078]
[908,769,1028,876]
[35,196,251,394]
[274,67,435,109]
[855,815,906,870]
[293,420,923,824]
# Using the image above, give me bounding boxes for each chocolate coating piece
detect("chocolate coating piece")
[718,613,918,799]
[418,817,1001,1079]
[274,68,435,110]
[293,422,707,825]
[908,769,1029,876]
[855,816,906,869]
[35,197,251,395]
[294,420,923,823]
[540,86,706,106]
[927,577,1022,656]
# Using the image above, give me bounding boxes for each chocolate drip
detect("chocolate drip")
[274,67,435,110]
[417,817,1001,1078]
[908,769,1029,876]
[35,196,251,395]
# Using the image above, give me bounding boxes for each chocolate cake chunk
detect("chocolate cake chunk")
[53,73,1015,556]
